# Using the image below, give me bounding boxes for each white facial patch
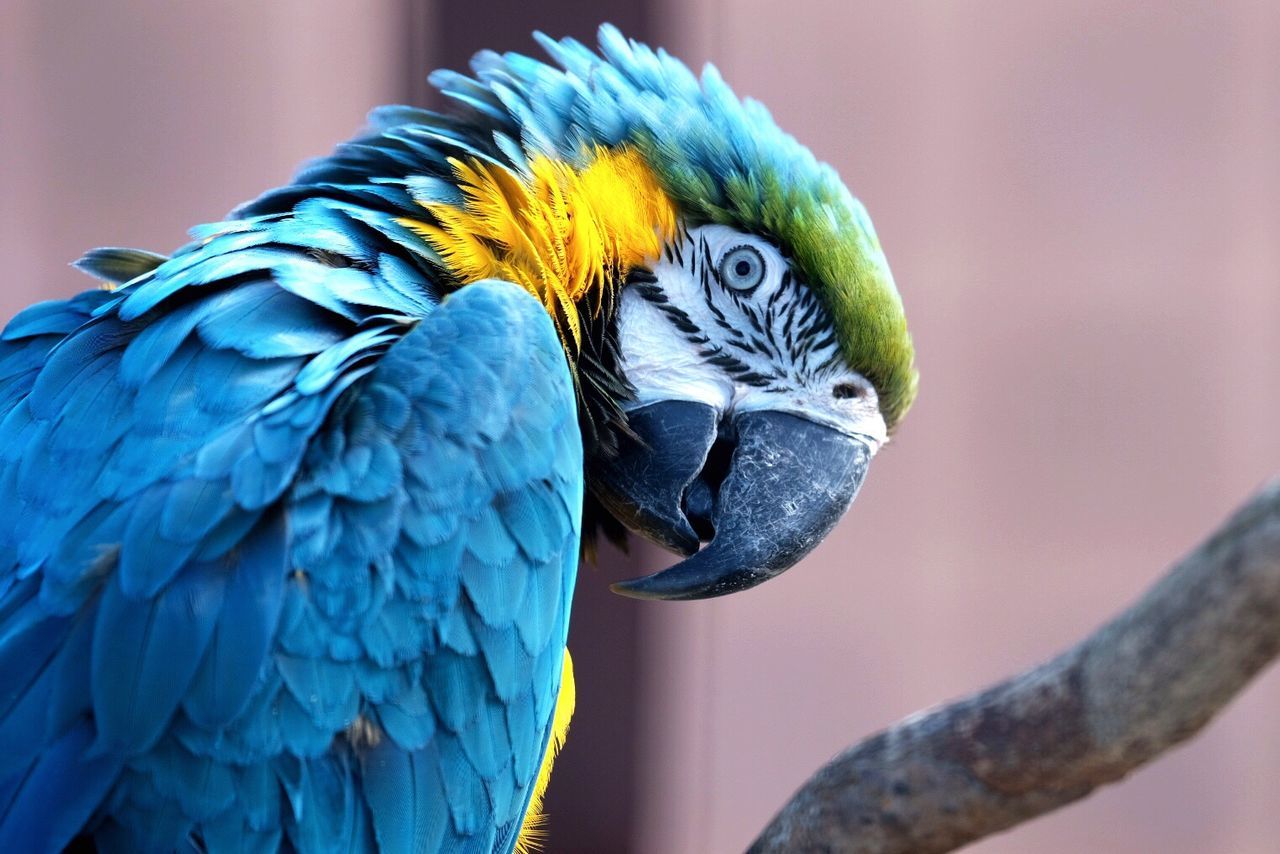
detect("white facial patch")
[616,224,888,452]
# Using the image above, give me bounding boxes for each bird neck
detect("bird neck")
[399,145,677,356]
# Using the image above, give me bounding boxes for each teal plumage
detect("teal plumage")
[0,22,910,852]
[0,204,579,850]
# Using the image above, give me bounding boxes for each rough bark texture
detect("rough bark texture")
[749,480,1280,854]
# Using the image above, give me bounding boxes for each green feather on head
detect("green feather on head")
[623,63,917,430]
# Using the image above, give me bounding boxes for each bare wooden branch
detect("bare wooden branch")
[749,479,1280,854]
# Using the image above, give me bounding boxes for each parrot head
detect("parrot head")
[396,26,917,600]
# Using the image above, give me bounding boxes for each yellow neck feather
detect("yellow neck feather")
[401,146,677,349]
[516,649,576,853]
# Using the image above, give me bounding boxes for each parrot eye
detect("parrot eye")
[719,245,766,292]
[833,382,864,400]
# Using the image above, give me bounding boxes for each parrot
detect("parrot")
[0,24,916,854]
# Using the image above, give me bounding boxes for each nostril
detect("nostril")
[832,382,863,400]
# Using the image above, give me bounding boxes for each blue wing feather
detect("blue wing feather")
[0,264,579,852]
[91,555,230,755]
[183,512,288,729]
[0,31,618,846]
[0,720,125,853]
[0,608,78,777]
[361,740,450,854]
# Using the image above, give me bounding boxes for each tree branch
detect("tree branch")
[749,479,1280,854]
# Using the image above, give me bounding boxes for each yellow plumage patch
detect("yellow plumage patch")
[400,146,676,349]
[516,649,576,854]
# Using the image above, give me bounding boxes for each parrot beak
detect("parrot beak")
[591,400,873,601]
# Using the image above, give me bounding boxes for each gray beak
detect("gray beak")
[591,400,872,601]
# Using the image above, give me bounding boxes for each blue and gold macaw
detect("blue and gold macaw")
[0,25,916,853]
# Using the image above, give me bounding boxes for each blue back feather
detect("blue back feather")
[0,220,579,854]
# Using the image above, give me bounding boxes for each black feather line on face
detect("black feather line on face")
[576,307,633,453]
[581,234,844,555]
[576,280,640,555]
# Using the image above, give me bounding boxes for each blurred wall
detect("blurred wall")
[641,2,1280,852]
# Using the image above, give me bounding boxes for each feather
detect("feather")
[201,815,282,854]
[73,247,169,286]
[91,559,228,754]
[293,326,397,396]
[116,240,289,320]
[376,683,436,751]
[438,595,479,656]
[26,318,133,420]
[0,720,124,854]
[459,546,526,630]
[0,610,75,776]
[275,653,359,732]
[183,512,287,729]
[2,295,103,341]
[235,761,283,832]
[137,739,236,823]
[515,650,574,853]
[435,736,488,837]
[366,104,439,130]
[514,562,564,657]
[424,649,483,735]
[408,145,674,354]
[457,694,508,781]
[469,616,527,704]
[117,486,201,597]
[281,752,371,853]
[275,688,336,757]
[159,477,235,545]
[504,690,538,784]
[360,741,448,854]
[195,282,348,360]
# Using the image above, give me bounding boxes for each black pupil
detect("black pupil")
[734,259,752,277]
[833,383,861,399]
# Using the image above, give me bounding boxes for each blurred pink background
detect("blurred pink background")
[4,2,1280,852]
